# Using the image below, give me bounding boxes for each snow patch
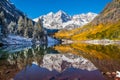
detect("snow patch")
[2,34,32,45]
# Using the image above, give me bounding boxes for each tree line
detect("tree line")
[0,11,47,42]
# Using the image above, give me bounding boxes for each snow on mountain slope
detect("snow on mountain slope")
[33,11,97,30]
[0,0,24,22]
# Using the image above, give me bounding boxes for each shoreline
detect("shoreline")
[61,39,120,45]
[82,39,120,45]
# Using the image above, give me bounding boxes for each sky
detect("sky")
[11,0,111,19]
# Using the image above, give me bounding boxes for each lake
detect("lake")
[0,42,120,80]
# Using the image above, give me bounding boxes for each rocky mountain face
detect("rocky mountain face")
[0,0,24,22]
[0,0,47,44]
[92,0,120,25]
[34,10,97,30]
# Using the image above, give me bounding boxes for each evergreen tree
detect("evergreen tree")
[0,11,4,25]
[27,20,33,38]
[24,17,28,37]
[33,23,38,40]
[8,21,16,34]
[24,17,28,28]
[37,19,43,32]
[32,19,46,42]
[0,11,8,37]
[17,16,24,36]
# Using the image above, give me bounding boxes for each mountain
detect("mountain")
[0,0,24,22]
[0,0,47,44]
[33,10,97,30]
[55,0,120,40]
[41,54,97,72]
[92,0,120,25]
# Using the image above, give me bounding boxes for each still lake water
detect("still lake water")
[0,42,120,80]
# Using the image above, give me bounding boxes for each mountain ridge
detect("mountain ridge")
[33,10,97,30]
[92,0,120,25]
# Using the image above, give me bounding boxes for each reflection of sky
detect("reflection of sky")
[47,36,60,48]
[14,62,104,80]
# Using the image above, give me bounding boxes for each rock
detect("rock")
[106,72,111,75]
[5,70,10,74]
[0,43,3,47]
[112,72,116,75]
[116,71,120,78]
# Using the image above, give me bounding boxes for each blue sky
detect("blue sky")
[11,0,111,19]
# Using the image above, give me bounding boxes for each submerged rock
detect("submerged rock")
[0,43,3,47]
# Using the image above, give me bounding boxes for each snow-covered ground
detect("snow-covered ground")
[1,34,59,48]
[2,34,32,45]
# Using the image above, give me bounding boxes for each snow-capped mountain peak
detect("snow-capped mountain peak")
[55,10,68,17]
[55,10,66,15]
[33,10,97,30]
[54,10,71,22]
[47,12,54,16]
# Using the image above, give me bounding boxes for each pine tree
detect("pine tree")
[0,11,8,37]
[0,11,4,25]
[8,21,16,34]
[24,17,28,37]
[33,23,38,40]
[24,17,28,28]
[33,23,42,41]
[24,27,28,38]
[27,20,33,38]
[17,16,24,36]
[37,19,43,32]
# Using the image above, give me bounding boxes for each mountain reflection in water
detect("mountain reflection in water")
[0,43,120,80]
[14,54,103,80]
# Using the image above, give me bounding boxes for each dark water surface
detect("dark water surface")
[0,43,120,80]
